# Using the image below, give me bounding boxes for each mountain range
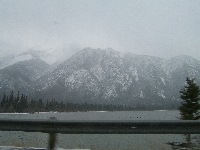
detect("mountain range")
[1,48,200,109]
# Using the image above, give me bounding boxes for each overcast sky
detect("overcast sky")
[0,0,200,60]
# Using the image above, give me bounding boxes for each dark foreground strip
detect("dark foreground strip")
[0,119,200,134]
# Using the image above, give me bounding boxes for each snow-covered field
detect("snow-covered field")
[0,146,90,150]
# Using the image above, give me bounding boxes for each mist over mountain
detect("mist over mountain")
[0,50,50,96]
[1,48,200,109]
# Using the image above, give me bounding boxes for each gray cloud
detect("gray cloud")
[0,0,200,60]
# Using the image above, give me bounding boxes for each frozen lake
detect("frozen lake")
[0,110,184,150]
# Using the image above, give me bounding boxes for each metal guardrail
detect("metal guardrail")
[0,119,200,149]
[0,119,200,134]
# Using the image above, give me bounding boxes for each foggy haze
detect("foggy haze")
[0,0,200,61]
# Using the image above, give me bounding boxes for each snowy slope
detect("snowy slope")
[0,49,62,69]
[33,48,200,108]
[0,54,33,69]
[1,48,200,109]
[0,56,49,95]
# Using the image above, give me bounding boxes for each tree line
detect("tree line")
[0,91,139,113]
[0,77,199,115]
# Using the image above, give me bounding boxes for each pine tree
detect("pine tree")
[1,93,6,109]
[13,91,20,112]
[178,78,200,148]
[178,78,200,120]
[7,91,14,109]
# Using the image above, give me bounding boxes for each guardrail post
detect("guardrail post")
[48,117,57,150]
[48,132,56,150]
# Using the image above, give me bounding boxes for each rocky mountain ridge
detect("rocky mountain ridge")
[35,48,200,108]
[1,48,200,109]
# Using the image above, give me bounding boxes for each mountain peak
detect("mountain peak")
[0,52,35,69]
[1,47,200,109]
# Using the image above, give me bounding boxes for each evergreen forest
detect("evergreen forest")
[0,91,139,113]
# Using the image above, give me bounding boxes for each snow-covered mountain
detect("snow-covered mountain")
[32,48,200,109]
[0,48,200,109]
[0,49,72,69]
[0,52,49,95]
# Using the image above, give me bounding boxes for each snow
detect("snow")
[65,69,99,92]
[105,66,132,92]
[66,73,76,85]
[120,74,132,91]
[88,111,108,112]
[104,85,118,98]
[91,65,105,81]
[29,48,200,103]
[160,77,165,85]
[0,146,90,150]
[41,55,57,65]
[139,91,145,98]
[158,90,166,98]
[0,113,29,114]
[129,67,139,81]
[156,110,167,111]
[0,54,33,69]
